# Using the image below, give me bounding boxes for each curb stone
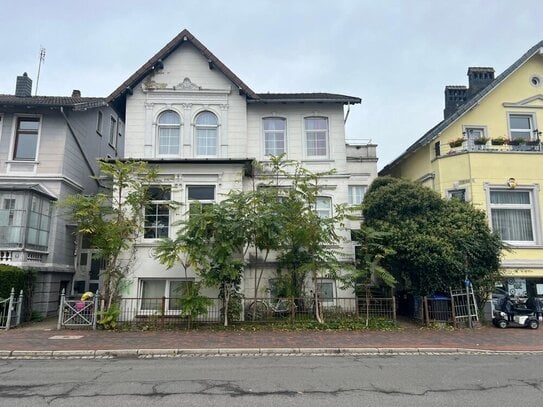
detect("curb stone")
[3,347,543,359]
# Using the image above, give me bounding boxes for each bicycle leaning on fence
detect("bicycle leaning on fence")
[244,297,297,321]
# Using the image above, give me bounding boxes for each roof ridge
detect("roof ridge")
[381,39,543,174]
[107,28,258,105]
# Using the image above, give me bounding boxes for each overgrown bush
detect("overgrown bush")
[0,264,33,300]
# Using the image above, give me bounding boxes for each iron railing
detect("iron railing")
[111,296,396,328]
[0,288,23,330]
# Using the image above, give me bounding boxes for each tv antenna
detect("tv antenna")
[35,47,46,96]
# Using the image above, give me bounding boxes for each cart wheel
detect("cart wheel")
[528,319,539,330]
[497,319,508,329]
[245,301,268,321]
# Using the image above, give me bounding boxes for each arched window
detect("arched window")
[157,110,180,156]
[195,111,218,156]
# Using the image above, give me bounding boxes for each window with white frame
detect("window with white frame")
[304,117,328,157]
[187,185,215,216]
[13,117,40,161]
[508,114,535,141]
[489,189,537,244]
[139,279,194,312]
[109,116,117,147]
[144,186,171,239]
[316,278,335,303]
[26,195,51,251]
[157,110,181,156]
[263,117,286,156]
[315,196,332,219]
[348,185,366,205]
[195,111,218,156]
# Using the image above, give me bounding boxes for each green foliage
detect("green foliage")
[175,281,211,329]
[0,265,33,300]
[97,303,121,330]
[59,160,158,307]
[363,176,503,302]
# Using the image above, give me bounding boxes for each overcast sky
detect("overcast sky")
[1,0,542,168]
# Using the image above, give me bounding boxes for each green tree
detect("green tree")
[60,160,158,309]
[347,227,396,327]
[265,157,348,323]
[362,176,503,307]
[179,194,250,326]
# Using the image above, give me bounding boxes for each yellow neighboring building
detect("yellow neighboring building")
[380,41,543,298]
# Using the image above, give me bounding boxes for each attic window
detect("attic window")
[530,75,541,87]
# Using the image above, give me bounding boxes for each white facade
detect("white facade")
[112,30,377,304]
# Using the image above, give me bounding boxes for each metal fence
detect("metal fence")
[415,287,479,327]
[113,296,396,329]
[0,288,24,330]
[57,289,98,329]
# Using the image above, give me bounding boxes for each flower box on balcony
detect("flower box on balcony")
[448,138,464,148]
[507,138,526,146]
[473,137,489,145]
[526,139,541,146]
[491,137,507,145]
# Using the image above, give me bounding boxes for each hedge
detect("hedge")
[0,264,33,300]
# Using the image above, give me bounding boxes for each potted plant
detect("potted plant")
[491,137,507,145]
[473,137,489,145]
[507,138,526,146]
[526,139,541,146]
[448,137,464,148]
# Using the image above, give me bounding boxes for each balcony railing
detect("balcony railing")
[444,140,542,155]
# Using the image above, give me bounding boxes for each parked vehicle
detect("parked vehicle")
[492,295,540,329]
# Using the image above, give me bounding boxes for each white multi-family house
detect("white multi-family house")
[0,73,123,316]
[107,29,376,310]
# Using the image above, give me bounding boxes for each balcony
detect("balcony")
[444,138,542,156]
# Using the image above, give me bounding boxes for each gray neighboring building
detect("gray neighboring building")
[0,73,123,316]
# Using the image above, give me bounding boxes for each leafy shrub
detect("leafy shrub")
[0,265,33,300]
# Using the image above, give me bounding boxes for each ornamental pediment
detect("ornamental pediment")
[502,94,543,108]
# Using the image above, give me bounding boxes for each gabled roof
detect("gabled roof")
[107,29,258,109]
[380,40,543,175]
[107,29,361,117]
[0,95,106,110]
[252,93,361,104]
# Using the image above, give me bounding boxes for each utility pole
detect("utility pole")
[35,47,46,96]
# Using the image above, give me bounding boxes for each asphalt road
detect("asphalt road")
[1,354,542,406]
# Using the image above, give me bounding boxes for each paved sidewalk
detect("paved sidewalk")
[1,319,542,357]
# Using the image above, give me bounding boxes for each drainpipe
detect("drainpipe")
[60,107,100,187]
[344,103,351,124]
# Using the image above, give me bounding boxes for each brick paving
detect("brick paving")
[1,320,542,353]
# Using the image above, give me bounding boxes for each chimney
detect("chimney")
[15,72,32,97]
[444,86,467,119]
[71,89,81,98]
[467,67,494,98]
